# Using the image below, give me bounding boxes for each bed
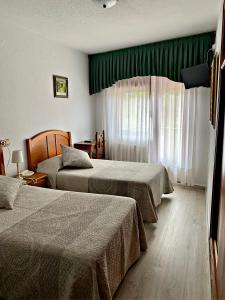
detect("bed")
[27,130,174,222]
[0,176,147,299]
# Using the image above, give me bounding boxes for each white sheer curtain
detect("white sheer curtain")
[149,77,197,186]
[103,77,151,162]
[101,76,198,185]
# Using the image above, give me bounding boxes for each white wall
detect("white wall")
[0,21,95,175]
[206,0,223,230]
[194,88,210,187]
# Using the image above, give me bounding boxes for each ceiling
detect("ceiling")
[0,0,220,54]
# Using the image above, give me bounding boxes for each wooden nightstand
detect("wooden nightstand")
[74,141,96,158]
[74,131,105,159]
[22,172,48,188]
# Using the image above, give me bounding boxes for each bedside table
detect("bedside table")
[74,131,105,159]
[22,172,48,188]
[74,142,96,158]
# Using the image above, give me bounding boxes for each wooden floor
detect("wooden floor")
[114,186,211,300]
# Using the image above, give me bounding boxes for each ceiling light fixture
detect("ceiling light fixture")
[93,0,119,9]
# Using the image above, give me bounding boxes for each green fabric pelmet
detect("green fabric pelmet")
[88,32,214,95]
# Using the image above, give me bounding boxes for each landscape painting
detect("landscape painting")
[53,75,68,98]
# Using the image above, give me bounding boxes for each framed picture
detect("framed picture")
[210,54,219,128]
[53,75,68,98]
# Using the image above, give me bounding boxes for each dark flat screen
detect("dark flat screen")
[181,63,210,89]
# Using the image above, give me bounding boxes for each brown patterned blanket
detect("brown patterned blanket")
[0,186,147,300]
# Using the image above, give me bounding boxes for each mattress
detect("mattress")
[38,158,174,222]
[0,185,147,300]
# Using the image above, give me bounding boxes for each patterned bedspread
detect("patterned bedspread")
[0,186,147,300]
[56,160,174,222]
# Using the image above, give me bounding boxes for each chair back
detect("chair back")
[95,130,105,159]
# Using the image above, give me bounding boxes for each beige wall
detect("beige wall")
[0,20,95,176]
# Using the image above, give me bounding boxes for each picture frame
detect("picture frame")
[53,75,68,98]
[210,54,219,128]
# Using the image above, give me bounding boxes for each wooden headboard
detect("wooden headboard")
[26,130,72,171]
[0,145,6,175]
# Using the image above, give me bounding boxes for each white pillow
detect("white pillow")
[37,155,63,189]
[61,144,93,169]
[0,176,22,209]
[37,155,63,173]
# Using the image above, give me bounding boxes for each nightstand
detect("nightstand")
[74,131,105,159]
[74,142,96,158]
[22,172,48,188]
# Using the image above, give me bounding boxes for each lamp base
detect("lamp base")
[15,163,23,180]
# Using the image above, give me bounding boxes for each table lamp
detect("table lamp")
[12,150,24,179]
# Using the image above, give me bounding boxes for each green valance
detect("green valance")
[89,32,214,95]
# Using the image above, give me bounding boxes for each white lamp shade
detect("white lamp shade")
[11,150,24,163]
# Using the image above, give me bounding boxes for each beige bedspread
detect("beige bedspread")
[0,186,147,300]
[49,159,173,222]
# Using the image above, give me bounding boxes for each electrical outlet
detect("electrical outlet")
[0,139,10,147]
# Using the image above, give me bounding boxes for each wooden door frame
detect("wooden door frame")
[210,0,225,241]
[209,238,218,300]
[209,1,225,299]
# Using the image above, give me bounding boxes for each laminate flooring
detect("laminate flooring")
[114,186,211,300]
